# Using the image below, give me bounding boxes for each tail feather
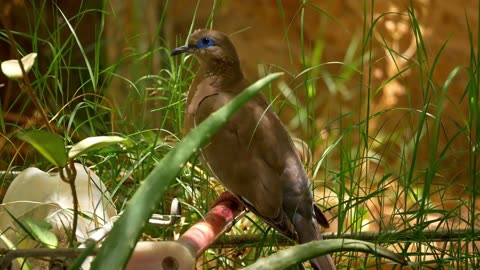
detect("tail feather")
[313,204,330,229]
[293,213,336,270]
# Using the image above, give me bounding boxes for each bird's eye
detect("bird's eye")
[196,36,215,49]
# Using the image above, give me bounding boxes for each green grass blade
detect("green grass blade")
[86,72,283,270]
[53,2,96,92]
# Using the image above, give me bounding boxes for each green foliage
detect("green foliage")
[23,219,58,249]
[17,130,67,168]
[68,136,128,159]
[16,131,128,168]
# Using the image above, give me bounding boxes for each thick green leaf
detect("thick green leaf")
[23,219,58,249]
[17,130,67,167]
[68,135,128,159]
[243,239,408,270]
[86,73,283,270]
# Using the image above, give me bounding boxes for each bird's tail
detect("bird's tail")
[293,213,336,270]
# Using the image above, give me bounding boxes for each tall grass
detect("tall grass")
[0,0,478,269]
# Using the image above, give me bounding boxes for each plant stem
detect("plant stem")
[59,160,79,242]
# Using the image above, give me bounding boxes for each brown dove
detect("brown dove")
[171,29,336,270]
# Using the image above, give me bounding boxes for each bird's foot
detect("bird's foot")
[211,191,245,232]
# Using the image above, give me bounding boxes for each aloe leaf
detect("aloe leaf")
[243,239,408,270]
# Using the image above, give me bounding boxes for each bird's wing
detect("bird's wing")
[248,95,331,230]
[194,88,298,238]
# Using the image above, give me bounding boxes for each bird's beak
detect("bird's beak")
[171,45,191,56]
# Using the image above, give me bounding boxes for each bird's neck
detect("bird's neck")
[198,59,244,89]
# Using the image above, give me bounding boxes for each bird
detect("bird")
[171,29,336,270]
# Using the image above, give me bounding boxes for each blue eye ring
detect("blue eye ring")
[196,36,215,49]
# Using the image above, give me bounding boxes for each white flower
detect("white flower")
[1,52,37,80]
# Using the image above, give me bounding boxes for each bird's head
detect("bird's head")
[171,29,239,65]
